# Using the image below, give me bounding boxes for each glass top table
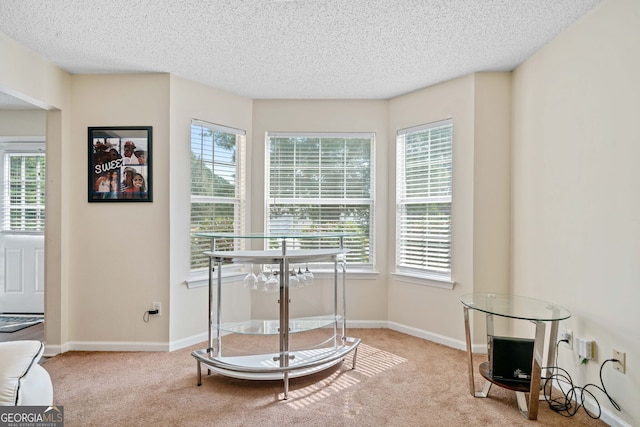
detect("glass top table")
[461,293,571,420]
[194,232,353,254]
[460,293,571,322]
[194,232,353,239]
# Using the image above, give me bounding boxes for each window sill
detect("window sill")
[391,272,456,290]
[311,269,380,280]
[1,230,45,236]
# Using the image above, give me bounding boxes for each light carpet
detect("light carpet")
[41,329,609,426]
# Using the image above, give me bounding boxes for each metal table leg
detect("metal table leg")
[517,320,545,420]
[464,306,492,397]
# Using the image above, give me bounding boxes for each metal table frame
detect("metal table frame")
[192,232,361,399]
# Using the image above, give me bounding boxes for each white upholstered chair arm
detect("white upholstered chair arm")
[0,340,53,406]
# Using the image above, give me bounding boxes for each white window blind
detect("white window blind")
[2,152,46,233]
[396,120,452,278]
[266,132,374,266]
[190,120,246,271]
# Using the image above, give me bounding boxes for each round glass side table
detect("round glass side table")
[461,293,571,420]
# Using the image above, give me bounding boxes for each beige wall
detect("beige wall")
[511,0,639,423]
[0,110,46,135]
[68,74,171,347]
[387,76,475,343]
[169,76,253,345]
[387,74,511,346]
[252,100,390,323]
[0,31,71,350]
[472,73,512,300]
[0,32,68,110]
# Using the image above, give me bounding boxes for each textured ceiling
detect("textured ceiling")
[0,0,602,103]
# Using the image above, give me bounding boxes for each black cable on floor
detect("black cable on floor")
[541,341,622,419]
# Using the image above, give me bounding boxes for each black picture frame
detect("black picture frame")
[88,126,153,202]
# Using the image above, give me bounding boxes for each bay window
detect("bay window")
[396,120,453,279]
[190,120,246,272]
[266,132,374,268]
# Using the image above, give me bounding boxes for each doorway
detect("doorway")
[0,113,46,315]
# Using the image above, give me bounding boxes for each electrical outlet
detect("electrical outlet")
[151,301,161,316]
[559,329,573,349]
[576,337,594,360]
[613,350,626,374]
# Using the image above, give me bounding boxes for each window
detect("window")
[2,151,46,233]
[396,120,452,279]
[266,132,374,267]
[190,121,246,272]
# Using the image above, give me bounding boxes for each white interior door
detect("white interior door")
[0,234,44,313]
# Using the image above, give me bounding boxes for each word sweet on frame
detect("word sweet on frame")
[88,126,153,202]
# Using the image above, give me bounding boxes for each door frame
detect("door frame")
[0,136,46,314]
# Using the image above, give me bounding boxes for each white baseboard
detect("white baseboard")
[344,319,388,329]
[44,337,204,356]
[44,320,486,356]
[58,341,171,352]
[386,321,486,354]
[169,331,208,351]
[43,344,64,357]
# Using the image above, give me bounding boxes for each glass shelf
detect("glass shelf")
[192,339,360,380]
[218,315,343,335]
[194,232,353,239]
[204,248,347,264]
